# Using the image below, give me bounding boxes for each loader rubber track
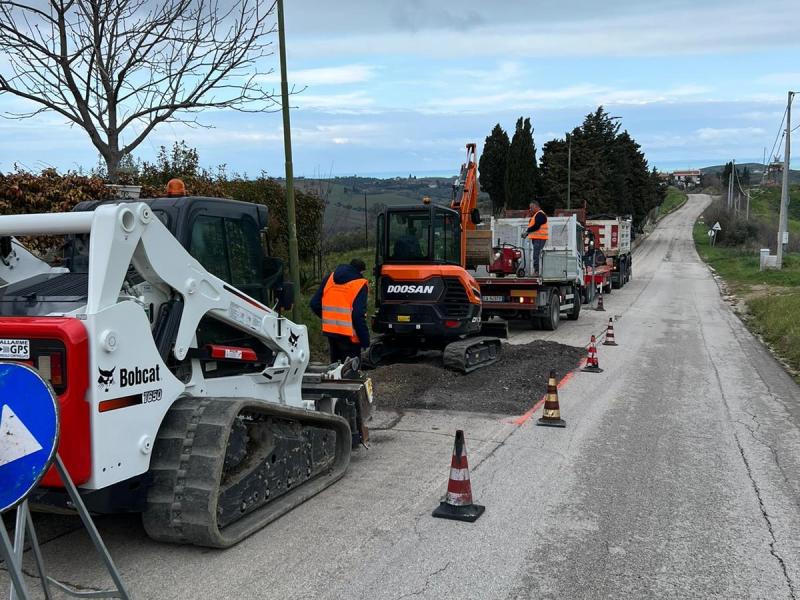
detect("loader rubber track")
[442,336,502,374]
[142,397,351,548]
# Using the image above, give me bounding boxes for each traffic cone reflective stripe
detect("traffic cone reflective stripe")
[432,430,485,522]
[537,371,566,428]
[604,318,618,346]
[582,335,604,373]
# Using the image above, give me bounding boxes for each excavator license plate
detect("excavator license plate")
[396,315,411,322]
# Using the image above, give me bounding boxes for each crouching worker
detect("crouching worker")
[310,258,370,364]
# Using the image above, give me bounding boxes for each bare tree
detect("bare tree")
[0,0,279,180]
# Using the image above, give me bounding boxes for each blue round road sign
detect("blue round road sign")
[0,362,59,513]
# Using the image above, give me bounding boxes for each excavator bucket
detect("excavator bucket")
[480,320,509,339]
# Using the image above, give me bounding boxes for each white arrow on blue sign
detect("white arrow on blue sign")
[0,362,59,513]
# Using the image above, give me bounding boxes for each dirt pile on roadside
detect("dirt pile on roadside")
[369,340,584,415]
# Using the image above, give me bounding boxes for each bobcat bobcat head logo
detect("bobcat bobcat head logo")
[97,367,115,392]
[289,331,299,348]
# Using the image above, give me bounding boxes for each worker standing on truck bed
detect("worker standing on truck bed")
[310,258,370,363]
[523,201,549,274]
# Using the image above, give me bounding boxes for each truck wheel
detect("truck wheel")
[583,283,594,304]
[612,258,624,289]
[542,294,560,331]
[567,286,581,320]
[627,260,633,282]
[603,281,612,295]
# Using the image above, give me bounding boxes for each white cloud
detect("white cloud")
[737,110,784,121]
[420,83,711,113]
[259,64,376,86]
[290,4,798,60]
[293,91,376,113]
[695,127,765,142]
[756,72,800,87]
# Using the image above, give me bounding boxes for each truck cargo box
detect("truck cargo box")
[586,218,631,256]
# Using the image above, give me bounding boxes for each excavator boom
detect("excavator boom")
[451,142,479,267]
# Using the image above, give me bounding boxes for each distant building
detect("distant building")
[671,170,701,188]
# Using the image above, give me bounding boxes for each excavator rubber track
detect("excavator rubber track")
[142,397,351,548]
[442,336,502,373]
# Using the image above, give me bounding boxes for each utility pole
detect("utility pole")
[277,0,301,321]
[777,90,795,269]
[726,160,733,210]
[746,189,750,221]
[566,133,572,210]
[364,193,368,247]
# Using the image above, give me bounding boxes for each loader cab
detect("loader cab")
[68,195,289,307]
[375,204,461,271]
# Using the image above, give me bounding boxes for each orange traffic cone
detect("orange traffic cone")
[581,335,604,373]
[596,287,605,311]
[603,317,618,346]
[537,370,566,428]
[432,430,485,522]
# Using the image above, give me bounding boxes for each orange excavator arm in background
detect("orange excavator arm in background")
[451,142,479,267]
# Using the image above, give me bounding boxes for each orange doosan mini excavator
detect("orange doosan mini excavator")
[368,144,503,372]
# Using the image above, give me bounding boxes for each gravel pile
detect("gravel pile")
[369,340,584,415]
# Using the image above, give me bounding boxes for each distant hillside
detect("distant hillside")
[276,176,491,235]
[700,163,800,185]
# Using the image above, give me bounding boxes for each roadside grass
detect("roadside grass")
[693,222,800,377]
[693,223,800,290]
[748,293,800,371]
[658,187,687,220]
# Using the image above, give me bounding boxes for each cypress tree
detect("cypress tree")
[478,124,511,215]
[504,117,538,210]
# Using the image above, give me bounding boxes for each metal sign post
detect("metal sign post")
[0,363,130,600]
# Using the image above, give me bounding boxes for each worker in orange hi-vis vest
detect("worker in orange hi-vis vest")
[521,201,549,274]
[310,258,370,363]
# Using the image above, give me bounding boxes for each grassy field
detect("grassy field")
[693,222,800,377]
[658,187,687,219]
[746,186,800,242]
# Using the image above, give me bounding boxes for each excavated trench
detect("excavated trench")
[369,340,584,415]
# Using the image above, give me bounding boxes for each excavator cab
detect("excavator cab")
[376,204,461,266]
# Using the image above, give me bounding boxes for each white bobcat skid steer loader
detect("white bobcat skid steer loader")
[0,198,372,548]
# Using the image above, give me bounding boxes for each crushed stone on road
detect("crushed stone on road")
[369,340,584,415]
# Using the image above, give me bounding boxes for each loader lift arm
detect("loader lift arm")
[0,201,369,548]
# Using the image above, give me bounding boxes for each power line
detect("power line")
[767,106,788,161]
[761,107,788,185]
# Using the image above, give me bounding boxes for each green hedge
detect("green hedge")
[0,169,324,261]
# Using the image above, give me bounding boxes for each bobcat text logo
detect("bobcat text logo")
[97,367,115,392]
[387,285,435,294]
[289,331,299,347]
[120,365,161,388]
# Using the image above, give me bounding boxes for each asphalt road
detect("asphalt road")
[4,194,800,599]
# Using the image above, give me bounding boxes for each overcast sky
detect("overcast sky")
[1,0,798,176]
